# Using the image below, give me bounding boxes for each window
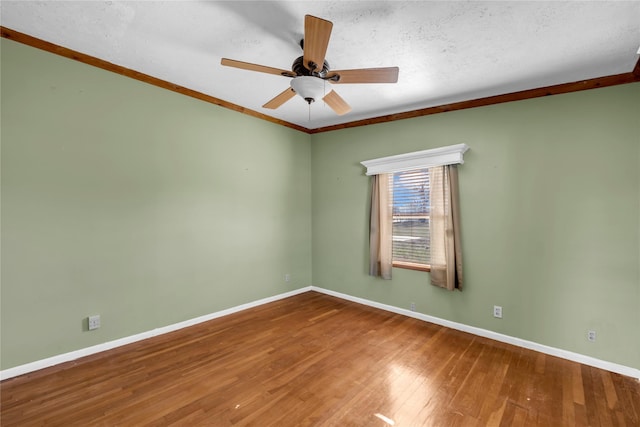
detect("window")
[390,169,431,271]
[363,143,468,290]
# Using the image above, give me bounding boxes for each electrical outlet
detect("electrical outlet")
[493,305,503,319]
[88,315,101,330]
[410,302,416,312]
[284,274,291,282]
[587,330,596,342]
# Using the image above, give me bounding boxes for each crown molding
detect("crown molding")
[311,65,640,133]
[2,26,639,135]
[0,26,310,134]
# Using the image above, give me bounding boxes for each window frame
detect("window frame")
[392,260,431,272]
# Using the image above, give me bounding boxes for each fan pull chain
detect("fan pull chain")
[308,103,311,121]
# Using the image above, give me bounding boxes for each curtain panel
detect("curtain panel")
[369,173,393,279]
[429,165,463,290]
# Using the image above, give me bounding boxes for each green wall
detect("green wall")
[2,37,639,373]
[311,83,640,369]
[1,39,312,369]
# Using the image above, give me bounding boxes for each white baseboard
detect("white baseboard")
[310,286,640,380]
[3,285,638,381]
[0,286,312,381]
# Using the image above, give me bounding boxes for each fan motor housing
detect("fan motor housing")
[292,56,330,78]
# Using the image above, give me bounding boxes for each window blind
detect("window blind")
[390,169,430,265]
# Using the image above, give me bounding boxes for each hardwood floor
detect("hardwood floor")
[1,291,639,426]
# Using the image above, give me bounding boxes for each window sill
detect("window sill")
[392,261,431,272]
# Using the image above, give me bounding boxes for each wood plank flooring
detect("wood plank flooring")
[1,291,639,426]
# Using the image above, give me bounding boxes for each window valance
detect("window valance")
[361,143,469,176]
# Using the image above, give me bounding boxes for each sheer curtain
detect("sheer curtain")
[429,165,463,290]
[369,173,392,279]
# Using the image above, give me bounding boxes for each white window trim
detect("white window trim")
[361,143,469,176]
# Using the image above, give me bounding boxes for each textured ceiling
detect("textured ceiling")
[2,1,639,129]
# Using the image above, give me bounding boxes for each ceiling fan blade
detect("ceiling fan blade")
[323,90,351,115]
[221,58,296,78]
[263,87,297,109]
[326,67,399,84]
[303,15,333,72]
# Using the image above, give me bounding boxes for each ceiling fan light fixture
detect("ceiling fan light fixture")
[221,15,398,116]
[290,76,325,104]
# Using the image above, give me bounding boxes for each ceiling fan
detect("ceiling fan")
[221,15,399,116]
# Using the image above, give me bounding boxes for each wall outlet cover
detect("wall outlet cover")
[88,315,101,330]
[493,305,503,319]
